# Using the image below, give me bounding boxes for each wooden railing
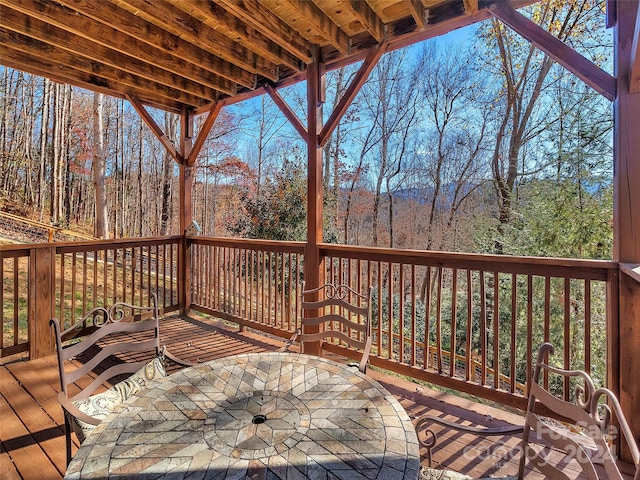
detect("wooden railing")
[189,237,305,341]
[0,246,30,357]
[0,237,181,358]
[2,235,618,411]
[189,238,617,410]
[321,244,617,409]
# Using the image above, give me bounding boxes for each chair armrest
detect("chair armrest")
[279,329,301,352]
[160,346,197,367]
[414,414,524,467]
[57,392,101,426]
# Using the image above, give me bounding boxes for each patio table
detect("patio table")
[64,351,420,479]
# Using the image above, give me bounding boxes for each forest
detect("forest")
[0,0,613,261]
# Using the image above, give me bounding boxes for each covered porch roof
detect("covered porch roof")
[1,0,545,114]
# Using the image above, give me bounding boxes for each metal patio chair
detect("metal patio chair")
[282,282,373,373]
[50,293,192,465]
[415,343,640,480]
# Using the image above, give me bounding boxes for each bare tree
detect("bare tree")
[359,50,420,247]
[160,112,178,236]
[481,0,603,252]
[92,92,108,238]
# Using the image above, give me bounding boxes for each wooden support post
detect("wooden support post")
[613,0,640,463]
[179,107,194,316]
[304,55,325,356]
[29,245,54,358]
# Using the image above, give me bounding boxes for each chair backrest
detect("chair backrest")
[520,342,640,480]
[298,282,372,373]
[50,294,162,402]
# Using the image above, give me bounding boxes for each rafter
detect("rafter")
[114,0,278,81]
[490,2,616,101]
[281,0,350,54]
[319,43,386,147]
[0,4,227,99]
[463,0,479,15]
[0,28,208,108]
[55,0,256,90]
[214,0,312,63]
[0,44,183,112]
[1,1,236,97]
[264,83,307,140]
[127,95,184,163]
[404,0,428,30]
[169,0,302,71]
[342,0,385,43]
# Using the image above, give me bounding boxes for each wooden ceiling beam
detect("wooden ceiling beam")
[114,0,278,82]
[0,4,229,100]
[403,0,428,30]
[342,0,386,43]
[170,0,303,71]
[463,0,479,15]
[490,2,616,101]
[214,0,312,63]
[3,0,237,96]
[0,45,184,112]
[264,83,307,140]
[280,0,350,55]
[127,95,184,163]
[54,0,257,90]
[0,28,209,108]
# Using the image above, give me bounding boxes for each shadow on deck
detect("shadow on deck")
[0,314,631,479]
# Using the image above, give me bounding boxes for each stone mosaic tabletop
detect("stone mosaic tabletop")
[65,352,420,479]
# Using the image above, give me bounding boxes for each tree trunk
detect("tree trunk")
[38,78,50,221]
[93,92,108,238]
[160,112,177,236]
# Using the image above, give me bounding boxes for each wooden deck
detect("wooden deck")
[0,314,633,480]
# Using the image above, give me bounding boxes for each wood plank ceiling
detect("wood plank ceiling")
[0,0,531,114]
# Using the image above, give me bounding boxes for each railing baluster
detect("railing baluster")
[511,273,517,394]
[526,275,533,395]
[139,246,144,306]
[0,258,4,350]
[585,279,591,375]
[424,266,431,370]
[388,262,393,360]
[154,245,159,303]
[450,268,457,378]
[564,277,571,401]
[13,257,19,337]
[60,253,66,324]
[479,270,486,386]
[399,263,405,364]
[261,251,266,323]
[466,270,473,381]
[71,252,77,321]
[436,267,443,374]
[544,276,551,389]
[271,250,276,326]
[411,264,416,366]
[493,271,499,390]
[82,251,87,315]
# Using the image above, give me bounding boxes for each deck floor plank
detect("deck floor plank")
[0,314,632,480]
[0,450,21,480]
[5,358,67,426]
[0,374,64,479]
